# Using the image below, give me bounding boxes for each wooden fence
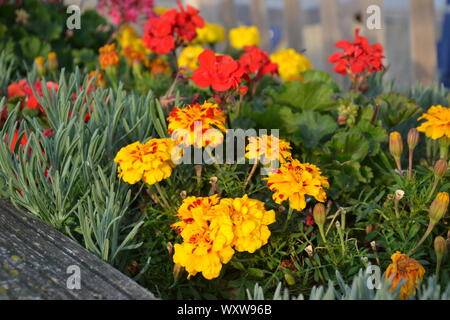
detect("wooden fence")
[186,0,440,86]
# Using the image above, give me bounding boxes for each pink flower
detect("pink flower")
[97,0,156,25]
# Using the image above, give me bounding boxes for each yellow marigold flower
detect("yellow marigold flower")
[99,43,120,70]
[113,138,176,185]
[117,25,151,65]
[385,251,425,300]
[264,159,329,211]
[229,25,260,50]
[195,22,225,44]
[154,7,169,15]
[177,45,203,71]
[35,56,45,76]
[47,52,58,71]
[245,135,292,164]
[214,195,276,253]
[270,49,312,82]
[171,194,221,232]
[417,105,450,140]
[167,102,227,148]
[172,196,235,280]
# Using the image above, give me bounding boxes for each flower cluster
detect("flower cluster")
[245,135,292,164]
[229,25,260,50]
[385,252,425,300]
[239,46,278,80]
[99,43,120,70]
[117,25,151,66]
[194,22,225,45]
[97,0,155,25]
[264,159,329,211]
[270,48,312,82]
[114,138,177,185]
[328,29,384,76]
[143,1,204,55]
[417,105,450,140]
[191,49,245,92]
[172,194,276,279]
[167,102,227,148]
[7,79,59,113]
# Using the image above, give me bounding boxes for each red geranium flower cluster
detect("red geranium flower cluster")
[191,49,246,92]
[7,79,59,114]
[143,0,204,55]
[239,46,278,80]
[328,29,384,76]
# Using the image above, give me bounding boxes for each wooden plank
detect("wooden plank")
[320,0,343,72]
[0,200,157,300]
[409,0,437,85]
[282,0,303,51]
[250,0,270,51]
[362,0,385,46]
[221,0,237,31]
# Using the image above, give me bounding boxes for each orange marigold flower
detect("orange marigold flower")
[385,251,425,300]
[167,102,227,148]
[245,135,292,164]
[99,43,120,70]
[114,138,177,185]
[264,159,329,211]
[88,70,106,88]
[148,57,170,74]
[417,105,450,140]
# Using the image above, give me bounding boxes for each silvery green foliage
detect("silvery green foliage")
[247,268,450,300]
[0,51,15,96]
[408,83,450,110]
[0,70,166,266]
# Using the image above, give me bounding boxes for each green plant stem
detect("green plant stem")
[439,137,449,160]
[408,148,414,179]
[318,224,327,244]
[336,224,346,256]
[408,222,435,256]
[284,207,294,231]
[154,182,172,213]
[394,199,400,219]
[427,177,440,202]
[436,256,442,281]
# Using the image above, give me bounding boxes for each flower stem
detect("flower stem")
[408,148,414,179]
[408,223,435,256]
[284,206,294,231]
[243,160,258,189]
[154,182,172,213]
[427,177,440,202]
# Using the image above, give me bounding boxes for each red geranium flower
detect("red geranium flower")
[239,46,278,79]
[328,29,384,76]
[7,79,59,113]
[191,49,245,92]
[143,0,204,55]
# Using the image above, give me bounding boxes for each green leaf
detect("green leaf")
[273,80,336,112]
[327,132,370,162]
[301,70,340,93]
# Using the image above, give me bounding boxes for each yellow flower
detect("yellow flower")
[167,102,227,148]
[264,159,329,211]
[417,105,450,140]
[229,26,260,50]
[195,22,225,44]
[385,251,425,300]
[113,138,177,185]
[47,52,58,71]
[270,49,312,82]
[117,25,150,66]
[99,43,120,70]
[172,196,235,280]
[177,45,204,71]
[213,195,276,253]
[35,56,45,76]
[245,135,292,164]
[88,70,106,88]
[154,7,169,15]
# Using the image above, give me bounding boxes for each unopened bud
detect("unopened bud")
[305,245,314,257]
[389,131,403,160]
[366,224,375,234]
[47,52,58,71]
[433,159,448,178]
[35,56,46,76]
[407,128,419,150]
[194,165,202,178]
[284,273,296,286]
[395,190,405,200]
[166,242,173,257]
[429,192,449,224]
[173,263,182,281]
[180,190,187,199]
[313,203,326,226]
[434,236,447,259]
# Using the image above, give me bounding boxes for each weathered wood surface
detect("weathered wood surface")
[0,200,157,300]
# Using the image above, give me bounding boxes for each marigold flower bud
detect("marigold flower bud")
[429,192,449,224]
[366,224,375,234]
[395,190,405,200]
[313,203,326,226]
[173,263,182,281]
[389,131,403,160]
[284,273,296,286]
[35,56,46,76]
[434,236,447,259]
[305,245,314,257]
[433,159,448,178]
[407,128,420,150]
[47,52,58,71]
